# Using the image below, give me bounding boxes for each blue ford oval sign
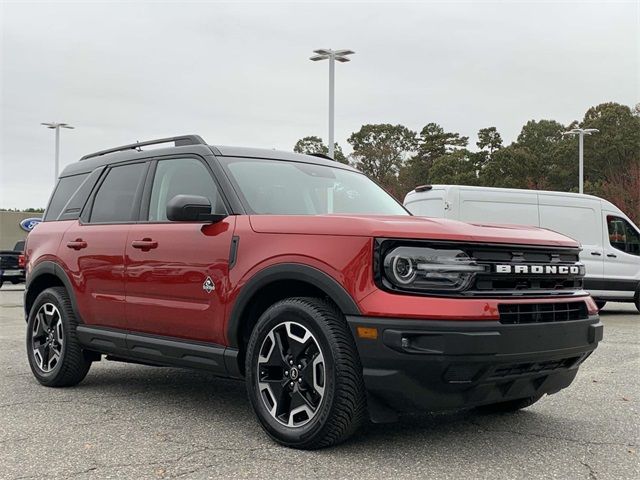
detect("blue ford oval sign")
[19,217,42,232]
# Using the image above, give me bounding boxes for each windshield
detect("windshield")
[221,158,409,216]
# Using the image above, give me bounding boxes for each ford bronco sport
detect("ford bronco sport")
[24,135,603,449]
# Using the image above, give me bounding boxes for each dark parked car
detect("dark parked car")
[0,240,26,287]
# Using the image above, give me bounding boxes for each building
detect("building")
[0,211,42,249]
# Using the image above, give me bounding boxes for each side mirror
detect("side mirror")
[166,195,226,223]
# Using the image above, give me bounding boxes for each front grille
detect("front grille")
[498,301,588,324]
[468,245,583,296]
[489,355,582,379]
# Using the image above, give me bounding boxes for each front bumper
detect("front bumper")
[346,314,602,422]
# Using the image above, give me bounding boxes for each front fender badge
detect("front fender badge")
[203,276,215,293]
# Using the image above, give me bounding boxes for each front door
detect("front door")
[603,213,640,299]
[125,156,234,345]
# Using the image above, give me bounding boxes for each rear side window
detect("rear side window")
[607,216,640,256]
[44,174,88,221]
[89,163,147,223]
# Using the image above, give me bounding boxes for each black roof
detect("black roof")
[61,135,358,177]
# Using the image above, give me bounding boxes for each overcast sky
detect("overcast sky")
[1,0,638,209]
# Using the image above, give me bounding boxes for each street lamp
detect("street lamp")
[41,122,75,183]
[562,128,599,194]
[310,48,354,159]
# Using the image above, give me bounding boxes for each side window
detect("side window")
[607,216,640,256]
[44,174,88,221]
[148,158,225,221]
[89,163,146,223]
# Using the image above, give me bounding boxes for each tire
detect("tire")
[246,297,367,449]
[476,395,542,414]
[595,300,607,311]
[26,287,92,387]
[10,279,21,285]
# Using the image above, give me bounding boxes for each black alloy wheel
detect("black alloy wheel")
[26,287,92,387]
[246,297,366,449]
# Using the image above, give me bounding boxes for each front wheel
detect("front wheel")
[246,297,367,449]
[26,287,92,387]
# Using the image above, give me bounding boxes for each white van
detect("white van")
[404,185,640,312]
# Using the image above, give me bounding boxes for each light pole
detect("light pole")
[310,48,354,159]
[41,122,75,183]
[562,128,599,194]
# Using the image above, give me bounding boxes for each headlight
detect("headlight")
[382,245,487,292]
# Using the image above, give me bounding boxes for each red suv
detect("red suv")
[24,135,603,449]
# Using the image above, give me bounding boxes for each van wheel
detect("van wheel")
[26,287,92,387]
[476,395,542,413]
[595,300,607,311]
[246,297,367,449]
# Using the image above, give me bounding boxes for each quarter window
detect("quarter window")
[148,158,225,221]
[89,163,147,223]
[44,174,88,221]
[607,216,640,256]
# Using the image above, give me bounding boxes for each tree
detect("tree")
[416,123,469,159]
[348,124,416,195]
[477,126,503,154]
[593,161,640,224]
[428,150,478,185]
[399,123,468,194]
[481,119,574,190]
[293,135,348,164]
[579,102,640,182]
[481,146,550,189]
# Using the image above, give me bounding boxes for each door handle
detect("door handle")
[607,253,617,258]
[590,252,602,256]
[66,239,87,250]
[131,239,158,251]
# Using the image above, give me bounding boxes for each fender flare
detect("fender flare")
[25,261,81,321]
[226,263,361,348]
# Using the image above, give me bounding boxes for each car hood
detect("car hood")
[248,215,580,247]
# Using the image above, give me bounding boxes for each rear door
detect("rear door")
[125,156,234,345]
[59,161,149,329]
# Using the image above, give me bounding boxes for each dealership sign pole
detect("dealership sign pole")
[310,49,354,160]
[41,122,75,184]
[562,128,599,194]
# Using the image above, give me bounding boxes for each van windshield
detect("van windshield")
[220,158,408,216]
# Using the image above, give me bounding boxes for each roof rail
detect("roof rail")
[80,135,207,161]
[308,152,335,161]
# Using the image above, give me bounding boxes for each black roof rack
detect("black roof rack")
[414,185,432,192]
[308,152,335,161]
[80,135,207,161]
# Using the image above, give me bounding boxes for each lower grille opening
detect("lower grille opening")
[490,356,582,379]
[498,302,588,324]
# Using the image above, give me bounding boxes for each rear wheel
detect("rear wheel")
[26,287,92,387]
[595,300,607,311]
[246,297,366,449]
[476,395,542,413]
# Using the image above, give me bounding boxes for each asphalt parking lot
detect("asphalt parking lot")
[0,285,638,480]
